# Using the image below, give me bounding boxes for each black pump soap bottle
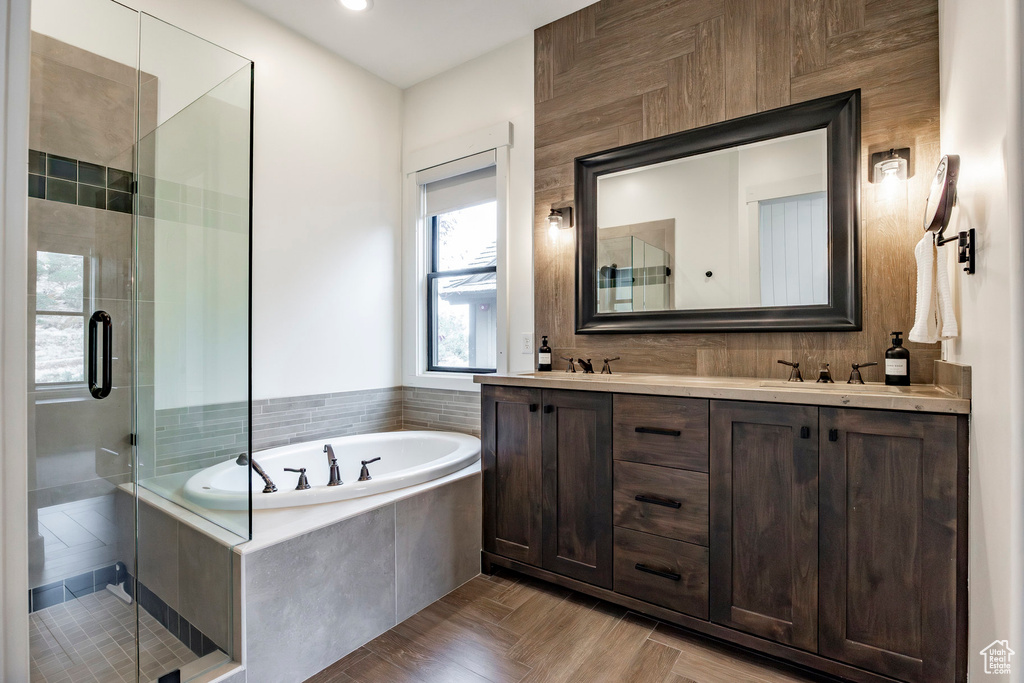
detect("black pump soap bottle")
[538,335,552,372]
[884,331,911,386]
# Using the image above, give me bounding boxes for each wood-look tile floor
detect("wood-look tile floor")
[307,569,826,683]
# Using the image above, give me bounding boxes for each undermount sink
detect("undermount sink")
[758,380,912,393]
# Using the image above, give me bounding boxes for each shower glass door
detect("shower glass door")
[26,2,253,681]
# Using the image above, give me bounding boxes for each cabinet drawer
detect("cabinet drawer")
[614,527,708,619]
[614,461,708,545]
[613,395,708,472]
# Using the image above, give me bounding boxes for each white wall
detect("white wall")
[402,37,535,376]
[35,0,405,400]
[1,1,31,678]
[126,0,403,401]
[939,0,1024,678]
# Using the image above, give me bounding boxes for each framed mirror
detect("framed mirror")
[575,90,861,333]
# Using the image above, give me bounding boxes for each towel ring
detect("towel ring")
[923,154,974,274]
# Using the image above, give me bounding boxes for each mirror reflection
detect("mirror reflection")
[596,128,829,312]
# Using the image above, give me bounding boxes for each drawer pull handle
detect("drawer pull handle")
[635,494,682,509]
[829,428,839,442]
[635,426,681,437]
[544,405,554,413]
[800,426,810,439]
[529,404,538,412]
[634,563,681,581]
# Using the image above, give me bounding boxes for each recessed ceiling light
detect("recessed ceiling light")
[340,0,372,10]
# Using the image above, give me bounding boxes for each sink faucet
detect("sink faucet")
[577,358,595,374]
[560,356,577,373]
[601,357,620,374]
[816,363,835,383]
[847,362,878,384]
[777,360,803,382]
[236,453,278,493]
[324,444,343,486]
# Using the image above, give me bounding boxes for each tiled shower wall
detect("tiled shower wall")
[153,387,480,478]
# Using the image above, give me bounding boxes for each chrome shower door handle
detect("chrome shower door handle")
[89,310,113,399]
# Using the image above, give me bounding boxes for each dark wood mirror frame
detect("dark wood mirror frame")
[575,89,861,334]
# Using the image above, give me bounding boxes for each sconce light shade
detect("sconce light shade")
[870,147,911,183]
[548,206,574,232]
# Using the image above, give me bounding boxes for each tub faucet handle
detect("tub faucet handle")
[324,444,343,486]
[283,467,311,490]
[358,457,381,482]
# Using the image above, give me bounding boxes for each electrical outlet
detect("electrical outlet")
[521,334,534,355]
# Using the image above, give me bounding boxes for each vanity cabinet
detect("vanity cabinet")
[818,408,961,683]
[480,384,967,683]
[481,387,613,587]
[709,401,819,652]
[481,386,543,565]
[540,390,614,587]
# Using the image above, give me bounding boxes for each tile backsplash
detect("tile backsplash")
[151,386,480,478]
[28,149,133,213]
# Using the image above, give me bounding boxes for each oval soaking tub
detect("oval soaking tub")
[182,431,480,510]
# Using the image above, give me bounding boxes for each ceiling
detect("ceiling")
[236,0,595,88]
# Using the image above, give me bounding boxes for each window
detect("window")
[34,251,87,384]
[417,151,499,375]
[428,202,498,372]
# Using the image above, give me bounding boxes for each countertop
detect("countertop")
[474,371,971,415]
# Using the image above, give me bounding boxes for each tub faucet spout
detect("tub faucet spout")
[324,444,343,486]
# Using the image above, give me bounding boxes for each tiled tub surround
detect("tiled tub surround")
[402,387,481,436]
[133,460,482,683]
[243,469,481,683]
[113,489,242,659]
[150,386,477,478]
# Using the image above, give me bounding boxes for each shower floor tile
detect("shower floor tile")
[29,588,197,683]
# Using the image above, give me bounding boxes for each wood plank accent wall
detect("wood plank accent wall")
[534,0,941,382]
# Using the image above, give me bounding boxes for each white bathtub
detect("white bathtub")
[182,431,480,510]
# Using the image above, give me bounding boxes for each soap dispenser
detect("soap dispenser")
[538,335,552,372]
[884,331,911,386]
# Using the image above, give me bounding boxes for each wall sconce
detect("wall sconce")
[547,205,574,236]
[870,147,910,184]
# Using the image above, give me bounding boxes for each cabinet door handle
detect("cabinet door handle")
[634,426,681,437]
[829,428,839,442]
[543,405,554,413]
[635,494,682,509]
[529,404,538,412]
[800,426,810,439]
[634,563,681,581]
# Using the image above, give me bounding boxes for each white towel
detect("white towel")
[909,233,958,343]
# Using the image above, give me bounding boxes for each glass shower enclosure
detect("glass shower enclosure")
[26,1,252,681]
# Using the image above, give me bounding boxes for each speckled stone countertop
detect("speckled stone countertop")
[475,370,971,415]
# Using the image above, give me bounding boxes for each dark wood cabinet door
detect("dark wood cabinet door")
[482,385,543,566]
[541,390,614,588]
[709,401,818,652]
[819,408,963,683]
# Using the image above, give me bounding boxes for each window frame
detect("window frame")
[425,213,498,374]
[402,123,512,391]
[32,247,92,389]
